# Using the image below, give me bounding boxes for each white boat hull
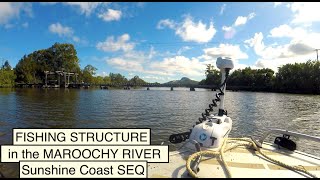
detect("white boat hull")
[148,142,320,178]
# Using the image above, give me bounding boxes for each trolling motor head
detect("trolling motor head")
[216,57,234,71]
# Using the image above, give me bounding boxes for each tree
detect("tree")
[14,43,81,84]
[274,60,320,93]
[83,65,97,76]
[0,61,16,87]
[128,75,147,85]
[103,76,111,84]
[2,60,12,70]
[199,64,220,85]
[109,73,128,84]
[92,76,104,84]
[15,55,38,83]
[81,65,97,83]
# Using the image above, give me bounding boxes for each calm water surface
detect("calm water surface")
[0,87,319,177]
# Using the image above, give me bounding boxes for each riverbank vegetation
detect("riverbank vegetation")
[201,60,320,94]
[0,43,319,94]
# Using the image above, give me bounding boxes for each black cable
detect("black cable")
[168,69,231,144]
[200,69,230,119]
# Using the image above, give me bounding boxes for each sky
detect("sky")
[0,2,320,83]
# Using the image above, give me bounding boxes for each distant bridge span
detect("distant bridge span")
[15,82,247,91]
[98,83,218,88]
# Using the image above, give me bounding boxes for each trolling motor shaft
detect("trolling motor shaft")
[216,57,234,116]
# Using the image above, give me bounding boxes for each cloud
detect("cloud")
[274,2,283,7]
[288,42,314,55]
[234,13,255,27]
[157,19,176,29]
[234,16,247,27]
[204,44,248,60]
[269,24,307,38]
[104,42,205,77]
[141,75,167,83]
[96,34,135,52]
[22,22,28,28]
[177,46,192,55]
[254,53,316,72]
[40,2,111,17]
[98,9,122,22]
[222,12,255,39]
[0,2,32,25]
[39,2,58,5]
[290,2,320,24]
[65,2,105,16]
[72,36,80,43]
[100,34,245,80]
[105,48,171,76]
[49,23,74,37]
[149,56,206,77]
[244,32,265,56]
[107,57,144,72]
[48,23,83,44]
[157,15,217,43]
[268,24,319,56]
[222,26,236,39]
[105,41,248,80]
[220,4,226,15]
[245,32,295,59]
[245,30,319,71]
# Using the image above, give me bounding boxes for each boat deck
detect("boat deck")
[148,142,320,178]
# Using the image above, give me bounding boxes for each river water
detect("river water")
[0,87,319,177]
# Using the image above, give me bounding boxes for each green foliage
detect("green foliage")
[128,76,147,85]
[200,60,320,94]
[109,73,128,84]
[275,60,320,93]
[103,76,111,84]
[2,60,12,70]
[15,43,80,84]
[0,61,16,87]
[228,67,275,88]
[199,64,220,85]
[81,65,97,83]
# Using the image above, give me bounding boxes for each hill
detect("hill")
[163,77,199,86]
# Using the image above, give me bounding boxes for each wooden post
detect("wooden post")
[67,73,70,85]
[64,72,67,88]
[58,74,60,86]
[45,71,48,87]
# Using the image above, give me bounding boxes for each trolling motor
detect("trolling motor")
[169,57,234,149]
[188,57,234,149]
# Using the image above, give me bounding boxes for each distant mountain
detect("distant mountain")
[163,77,199,86]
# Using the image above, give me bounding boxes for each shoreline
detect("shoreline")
[1,86,320,95]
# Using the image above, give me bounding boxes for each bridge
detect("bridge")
[15,82,219,91]
[98,83,218,91]
[15,82,252,92]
